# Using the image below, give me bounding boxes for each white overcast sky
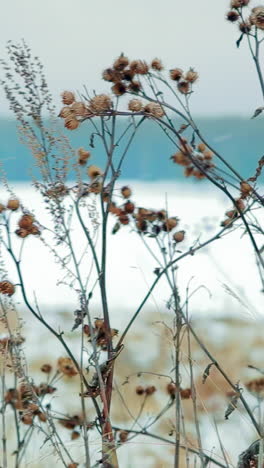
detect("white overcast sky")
[0,0,263,116]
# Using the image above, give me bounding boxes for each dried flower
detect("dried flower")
[231,0,249,7]
[121,186,132,198]
[177,81,190,95]
[220,218,233,228]
[111,82,127,96]
[203,150,213,160]
[90,94,111,113]
[28,225,40,235]
[250,7,264,29]
[185,68,199,83]
[87,165,102,179]
[226,10,240,22]
[122,69,135,81]
[170,68,183,81]
[119,213,129,225]
[41,364,52,373]
[58,106,73,118]
[0,281,15,296]
[173,230,185,242]
[151,58,163,71]
[197,143,206,152]
[180,388,191,399]
[235,198,245,211]
[163,217,178,232]
[167,382,177,396]
[144,103,164,118]
[57,357,78,377]
[136,385,145,395]
[18,214,34,229]
[68,464,79,468]
[21,414,33,425]
[128,99,143,112]
[7,199,20,211]
[119,430,129,442]
[239,21,252,33]
[124,201,135,214]
[64,116,79,130]
[171,151,189,166]
[61,91,75,105]
[130,60,149,75]
[245,377,264,396]
[240,181,252,195]
[102,68,122,82]
[113,54,129,71]
[15,228,29,238]
[71,101,89,117]
[128,81,141,93]
[225,209,237,219]
[184,166,194,177]
[77,148,91,165]
[145,385,156,396]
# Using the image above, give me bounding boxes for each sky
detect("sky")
[0,0,263,116]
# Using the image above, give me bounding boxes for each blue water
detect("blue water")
[0,116,263,181]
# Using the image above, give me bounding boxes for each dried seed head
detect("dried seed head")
[113,54,129,71]
[18,214,34,229]
[144,103,164,118]
[111,82,127,96]
[64,116,79,130]
[177,81,190,95]
[41,364,52,373]
[184,166,194,177]
[151,58,163,71]
[239,21,252,32]
[136,219,148,232]
[61,91,75,105]
[57,357,78,377]
[130,60,149,75]
[38,411,47,422]
[170,68,183,81]
[235,198,245,211]
[203,150,213,160]
[220,218,233,228]
[145,385,156,396]
[121,186,132,198]
[15,228,29,238]
[0,203,6,213]
[180,388,191,399]
[71,101,89,117]
[225,209,237,219]
[77,148,91,165]
[89,182,102,194]
[173,230,185,242]
[71,430,80,440]
[21,414,33,425]
[87,165,102,179]
[250,7,264,29]
[185,68,199,83]
[90,94,111,113]
[163,217,178,232]
[128,80,142,93]
[102,68,122,82]
[58,106,73,118]
[0,281,15,296]
[240,180,252,195]
[197,143,206,152]
[128,99,143,112]
[28,225,40,235]
[136,385,145,395]
[230,0,249,7]
[171,151,189,166]
[226,10,240,21]
[124,201,135,214]
[7,199,20,211]
[119,213,129,225]
[167,382,177,396]
[119,430,129,443]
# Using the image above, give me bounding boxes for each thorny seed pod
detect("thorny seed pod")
[0,203,6,213]
[167,382,177,396]
[7,199,20,211]
[163,217,178,232]
[124,201,135,214]
[58,106,73,118]
[38,411,47,422]
[113,54,129,71]
[180,388,192,399]
[21,414,33,425]
[64,116,79,130]
[121,186,132,198]
[177,81,190,95]
[119,430,129,443]
[61,91,75,105]
[0,281,15,296]
[57,357,78,377]
[226,10,240,22]
[145,385,156,396]
[15,228,29,238]
[173,230,185,242]
[130,60,149,75]
[77,148,91,165]
[111,82,127,96]
[144,103,164,118]
[185,68,199,83]
[170,68,183,81]
[71,430,80,440]
[151,58,163,71]
[128,99,143,112]
[119,213,129,225]
[89,94,111,112]
[87,165,102,179]
[136,385,145,395]
[41,364,52,373]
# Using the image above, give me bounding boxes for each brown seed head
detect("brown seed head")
[64,117,79,130]
[130,60,149,75]
[240,181,252,195]
[245,377,264,395]
[151,58,163,71]
[102,68,122,82]
[61,91,75,105]
[71,430,80,440]
[111,82,127,96]
[90,94,111,113]
[144,103,164,118]
[41,364,52,373]
[87,165,102,179]
[235,198,245,211]
[38,412,47,422]
[128,99,143,112]
[28,225,40,236]
[136,385,145,395]
[21,414,33,425]
[171,151,190,166]
[71,101,89,117]
[124,201,135,214]
[77,148,91,165]
[226,10,240,21]
[170,68,183,81]
[173,230,185,242]
[68,464,79,468]
[239,21,252,32]
[184,166,194,177]
[163,217,178,232]
[250,7,264,29]
[15,228,29,238]
[7,199,20,211]
[128,80,142,93]
[197,143,206,152]
[185,68,199,83]
[167,382,177,396]
[145,385,156,396]
[0,281,15,296]
[231,0,249,7]
[180,388,191,399]
[225,209,237,219]
[18,214,34,229]
[113,54,129,71]
[177,81,190,95]
[121,186,132,198]
[58,106,73,118]
[122,69,135,81]
[57,357,78,377]
[0,203,6,213]
[220,218,233,228]
[119,430,129,443]
[119,213,130,225]
[203,150,213,160]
